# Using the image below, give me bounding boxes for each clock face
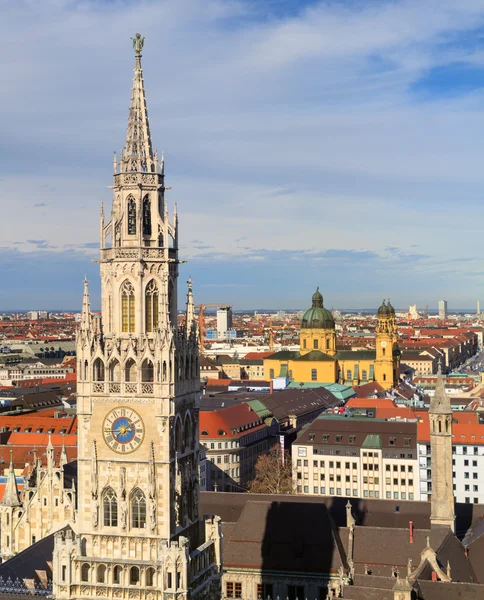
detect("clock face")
[103,407,145,454]
[381,341,387,347]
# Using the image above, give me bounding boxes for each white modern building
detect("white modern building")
[438,299,448,321]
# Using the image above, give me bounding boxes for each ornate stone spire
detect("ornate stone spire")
[1,450,21,507]
[80,277,91,330]
[430,361,451,415]
[121,33,155,174]
[186,277,195,334]
[60,440,68,468]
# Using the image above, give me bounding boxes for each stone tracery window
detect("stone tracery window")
[143,195,151,236]
[127,196,136,235]
[121,280,135,333]
[131,488,146,528]
[145,280,159,332]
[103,487,118,527]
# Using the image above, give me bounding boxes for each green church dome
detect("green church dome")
[301,287,335,330]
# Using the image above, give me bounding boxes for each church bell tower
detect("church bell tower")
[52,35,221,600]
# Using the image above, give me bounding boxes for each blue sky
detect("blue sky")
[3,0,484,310]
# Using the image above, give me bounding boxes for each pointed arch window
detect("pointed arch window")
[143,195,151,236]
[145,280,159,332]
[131,488,146,528]
[103,487,118,527]
[127,196,136,235]
[121,280,135,333]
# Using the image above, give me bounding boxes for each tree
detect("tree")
[248,444,294,494]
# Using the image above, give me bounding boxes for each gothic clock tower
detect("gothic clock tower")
[52,35,221,600]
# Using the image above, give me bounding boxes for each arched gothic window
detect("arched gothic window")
[97,565,106,583]
[127,196,136,235]
[93,358,105,382]
[109,359,120,382]
[130,566,140,585]
[81,564,90,582]
[103,487,118,527]
[141,359,154,382]
[121,280,135,333]
[146,567,155,587]
[143,195,151,236]
[145,280,159,332]
[131,488,146,528]
[125,358,137,382]
[113,566,123,585]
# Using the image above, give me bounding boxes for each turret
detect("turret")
[1,450,21,507]
[429,362,454,530]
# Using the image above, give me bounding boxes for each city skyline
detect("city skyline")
[3,0,484,309]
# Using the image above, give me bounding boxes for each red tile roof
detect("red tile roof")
[199,402,268,439]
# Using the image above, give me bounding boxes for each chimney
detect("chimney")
[409,521,414,544]
[431,571,437,582]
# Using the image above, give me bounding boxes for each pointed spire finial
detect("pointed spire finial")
[430,357,451,415]
[186,277,195,336]
[1,450,21,507]
[122,34,154,174]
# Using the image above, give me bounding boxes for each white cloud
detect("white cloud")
[3,0,484,306]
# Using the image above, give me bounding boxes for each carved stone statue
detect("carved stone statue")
[149,501,157,531]
[132,33,145,54]
[120,503,127,530]
[92,501,99,528]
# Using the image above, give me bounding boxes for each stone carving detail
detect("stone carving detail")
[125,383,138,394]
[149,441,157,532]
[123,174,137,184]
[141,174,156,184]
[92,441,99,528]
[93,382,105,393]
[141,383,154,394]
[108,382,121,394]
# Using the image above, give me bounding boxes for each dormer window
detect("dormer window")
[201,430,209,436]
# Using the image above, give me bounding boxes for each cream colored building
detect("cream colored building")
[292,415,419,501]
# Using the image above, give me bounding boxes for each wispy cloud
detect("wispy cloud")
[3,0,484,308]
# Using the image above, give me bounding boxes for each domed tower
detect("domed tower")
[375,299,400,389]
[300,287,336,356]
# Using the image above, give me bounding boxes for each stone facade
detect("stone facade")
[0,444,75,562]
[50,36,221,600]
[429,365,455,531]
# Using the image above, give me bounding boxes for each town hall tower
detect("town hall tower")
[52,35,221,600]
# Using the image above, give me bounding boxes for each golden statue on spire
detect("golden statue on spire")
[131,33,145,54]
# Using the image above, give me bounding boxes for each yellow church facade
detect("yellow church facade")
[264,289,400,390]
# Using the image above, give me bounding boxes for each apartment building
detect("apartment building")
[199,402,278,491]
[418,412,484,504]
[292,414,419,500]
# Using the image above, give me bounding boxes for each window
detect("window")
[465,459,469,466]
[389,437,396,445]
[130,567,140,585]
[465,472,470,479]
[346,370,352,381]
[121,280,135,333]
[145,280,159,332]
[287,586,304,600]
[349,436,356,444]
[131,488,146,528]
[97,565,106,583]
[113,566,122,585]
[313,339,319,349]
[336,436,342,444]
[81,564,90,582]
[146,568,155,587]
[103,487,118,527]
[311,369,317,381]
[142,195,151,236]
[322,435,329,443]
[127,196,136,235]
[404,438,411,446]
